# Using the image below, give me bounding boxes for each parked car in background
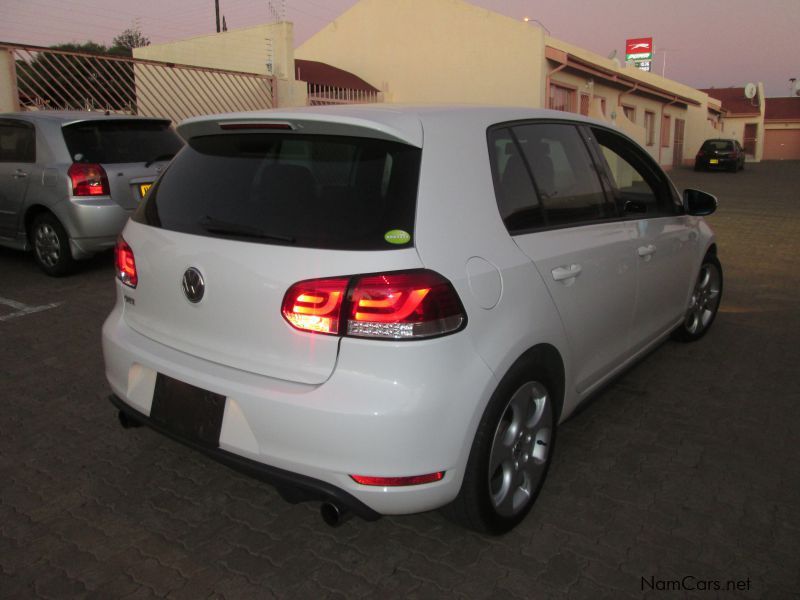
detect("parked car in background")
[694,138,746,172]
[103,105,722,534]
[0,112,183,275]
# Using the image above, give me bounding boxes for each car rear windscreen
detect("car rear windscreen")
[701,140,734,152]
[133,133,421,251]
[62,120,183,164]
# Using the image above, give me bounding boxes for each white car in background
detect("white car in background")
[102,105,722,534]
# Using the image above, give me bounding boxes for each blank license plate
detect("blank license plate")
[150,374,225,447]
[709,159,719,164]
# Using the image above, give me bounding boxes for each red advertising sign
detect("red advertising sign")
[625,37,653,60]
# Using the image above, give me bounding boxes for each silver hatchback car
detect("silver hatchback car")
[0,112,183,275]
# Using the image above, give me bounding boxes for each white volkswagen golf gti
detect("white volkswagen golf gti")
[102,105,722,534]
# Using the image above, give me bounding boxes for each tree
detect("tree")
[112,22,151,55]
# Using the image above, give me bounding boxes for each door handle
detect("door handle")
[13,169,28,179]
[551,264,582,281]
[637,244,656,257]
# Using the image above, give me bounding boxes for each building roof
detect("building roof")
[698,87,760,116]
[294,59,379,92]
[764,97,800,121]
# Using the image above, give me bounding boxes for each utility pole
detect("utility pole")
[215,0,221,33]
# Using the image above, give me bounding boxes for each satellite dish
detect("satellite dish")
[744,83,757,99]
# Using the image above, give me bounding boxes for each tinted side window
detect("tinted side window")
[512,123,612,227]
[592,127,677,216]
[488,127,543,231]
[0,120,35,163]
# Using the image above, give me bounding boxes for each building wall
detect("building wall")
[296,0,546,105]
[134,22,295,79]
[0,48,19,112]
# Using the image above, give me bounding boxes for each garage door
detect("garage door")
[764,129,800,160]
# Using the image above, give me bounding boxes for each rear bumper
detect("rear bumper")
[110,393,381,521]
[55,198,132,257]
[695,157,738,170]
[102,298,497,516]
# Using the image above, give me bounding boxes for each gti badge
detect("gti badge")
[182,267,205,303]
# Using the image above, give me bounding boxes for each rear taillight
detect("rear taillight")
[114,237,137,288]
[68,162,110,196]
[696,151,705,158]
[281,277,349,334]
[282,270,466,340]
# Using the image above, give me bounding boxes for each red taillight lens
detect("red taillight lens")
[347,271,465,339]
[282,277,349,335]
[114,237,137,288]
[350,472,445,486]
[68,162,110,196]
[696,151,704,158]
[281,270,466,339]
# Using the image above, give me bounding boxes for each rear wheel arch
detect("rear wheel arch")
[24,205,54,241]
[443,342,565,533]
[515,344,565,423]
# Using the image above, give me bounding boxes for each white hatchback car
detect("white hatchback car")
[102,105,722,534]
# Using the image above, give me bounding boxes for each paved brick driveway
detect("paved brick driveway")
[1,161,798,598]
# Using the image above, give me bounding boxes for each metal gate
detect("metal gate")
[2,43,275,124]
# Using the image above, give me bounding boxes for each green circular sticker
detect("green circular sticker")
[384,229,411,245]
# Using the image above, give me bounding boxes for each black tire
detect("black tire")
[30,212,75,276]
[443,356,557,535]
[672,253,723,342]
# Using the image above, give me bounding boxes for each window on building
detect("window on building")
[549,83,576,113]
[580,93,590,116]
[598,97,607,117]
[622,105,636,122]
[644,111,655,146]
[661,115,671,147]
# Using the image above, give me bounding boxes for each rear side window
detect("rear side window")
[0,120,35,163]
[62,120,183,164]
[134,133,422,251]
[489,122,613,233]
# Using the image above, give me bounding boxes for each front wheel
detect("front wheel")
[30,213,74,276]
[672,254,723,342]
[444,360,556,534]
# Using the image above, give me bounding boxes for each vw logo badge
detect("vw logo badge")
[182,267,205,303]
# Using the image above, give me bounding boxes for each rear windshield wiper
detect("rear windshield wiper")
[199,216,295,243]
[145,153,176,167]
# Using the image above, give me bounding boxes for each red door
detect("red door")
[743,124,758,157]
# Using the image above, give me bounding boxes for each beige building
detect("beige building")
[130,0,738,168]
[295,0,722,169]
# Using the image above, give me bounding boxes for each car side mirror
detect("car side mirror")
[683,189,718,216]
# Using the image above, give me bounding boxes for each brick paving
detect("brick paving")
[1,161,798,598]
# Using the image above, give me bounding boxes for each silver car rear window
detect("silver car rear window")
[133,133,421,251]
[62,120,183,164]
